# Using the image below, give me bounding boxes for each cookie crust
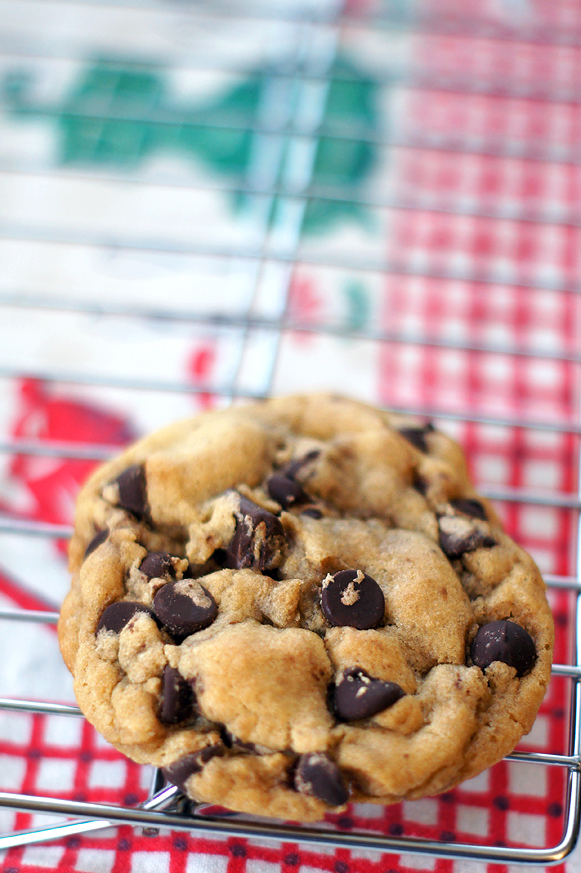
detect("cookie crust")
[59,394,554,821]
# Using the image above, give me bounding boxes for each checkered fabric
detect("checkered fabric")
[0,0,580,871]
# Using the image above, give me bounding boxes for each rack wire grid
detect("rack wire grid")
[1,0,581,869]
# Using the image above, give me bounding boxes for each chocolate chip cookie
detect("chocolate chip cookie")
[58,394,554,821]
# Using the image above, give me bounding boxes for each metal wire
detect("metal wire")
[0,370,579,865]
[0,1,580,866]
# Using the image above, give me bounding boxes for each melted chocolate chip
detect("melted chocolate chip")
[294,753,349,807]
[267,474,309,509]
[302,506,323,519]
[438,516,496,559]
[398,423,435,453]
[162,745,224,790]
[220,727,261,753]
[450,498,488,521]
[160,665,195,724]
[96,601,156,635]
[284,449,320,480]
[333,667,405,721]
[471,620,536,677]
[153,580,218,639]
[84,528,108,559]
[225,494,285,573]
[140,552,176,579]
[321,570,385,630]
[413,475,429,496]
[114,465,147,518]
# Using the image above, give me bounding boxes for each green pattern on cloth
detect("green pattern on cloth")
[3,56,379,235]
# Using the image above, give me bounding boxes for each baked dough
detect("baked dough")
[58,394,554,821]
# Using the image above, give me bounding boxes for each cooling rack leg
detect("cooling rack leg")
[0,784,180,851]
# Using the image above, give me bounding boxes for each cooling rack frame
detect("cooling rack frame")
[0,395,579,867]
[1,0,581,865]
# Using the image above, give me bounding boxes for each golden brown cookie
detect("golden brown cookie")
[58,394,554,821]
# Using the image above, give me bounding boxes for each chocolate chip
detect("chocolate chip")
[302,506,323,519]
[84,528,108,559]
[220,727,261,753]
[398,423,435,453]
[163,745,224,790]
[140,552,176,579]
[438,516,495,559]
[267,474,309,509]
[114,465,147,518]
[153,580,218,639]
[96,601,156,635]
[209,548,228,569]
[160,665,195,724]
[450,498,488,521]
[333,667,405,721]
[284,449,320,480]
[321,570,384,630]
[413,475,429,496]
[470,620,536,677]
[294,753,349,807]
[225,494,285,573]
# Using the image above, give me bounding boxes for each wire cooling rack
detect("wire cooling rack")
[0,510,579,868]
[0,0,581,868]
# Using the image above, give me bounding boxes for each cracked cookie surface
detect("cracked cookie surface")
[58,394,554,821]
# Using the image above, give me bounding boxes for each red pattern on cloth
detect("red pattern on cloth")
[9,379,135,554]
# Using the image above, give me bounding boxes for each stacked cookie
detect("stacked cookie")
[59,395,554,821]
